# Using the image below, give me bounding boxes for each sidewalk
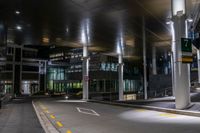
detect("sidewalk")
[90,93,200,117]
[0,97,44,133]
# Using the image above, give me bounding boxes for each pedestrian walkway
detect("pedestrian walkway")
[118,93,200,111]
[0,97,44,133]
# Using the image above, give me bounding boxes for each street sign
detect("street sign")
[181,38,193,63]
[181,38,192,52]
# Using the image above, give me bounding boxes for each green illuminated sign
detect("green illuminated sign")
[181,38,192,52]
[181,38,193,63]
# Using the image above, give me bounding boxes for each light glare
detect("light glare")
[80,18,91,45]
[15,11,20,15]
[172,0,185,16]
[16,25,22,30]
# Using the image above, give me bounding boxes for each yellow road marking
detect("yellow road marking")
[56,121,63,127]
[50,115,56,119]
[135,109,146,112]
[159,113,177,118]
[40,105,47,110]
[45,110,50,113]
[66,130,72,133]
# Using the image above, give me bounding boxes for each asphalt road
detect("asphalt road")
[37,98,200,133]
[0,97,44,133]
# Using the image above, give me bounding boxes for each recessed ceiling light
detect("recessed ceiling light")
[15,11,20,15]
[16,25,22,30]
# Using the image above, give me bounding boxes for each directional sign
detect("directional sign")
[181,38,193,63]
[181,38,192,52]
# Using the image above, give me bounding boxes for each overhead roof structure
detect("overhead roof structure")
[0,0,200,59]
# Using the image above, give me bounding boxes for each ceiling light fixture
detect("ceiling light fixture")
[15,11,20,15]
[16,25,22,30]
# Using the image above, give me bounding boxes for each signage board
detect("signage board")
[181,38,193,63]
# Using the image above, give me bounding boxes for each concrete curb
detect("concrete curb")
[32,101,59,133]
[89,100,200,117]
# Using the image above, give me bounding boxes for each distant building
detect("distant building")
[0,43,42,96]
[47,48,142,100]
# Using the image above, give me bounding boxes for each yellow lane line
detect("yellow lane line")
[66,130,72,133]
[56,121,63,127]
[50,115,56,119]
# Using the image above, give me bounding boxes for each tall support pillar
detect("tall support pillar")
[185,19,191,88]
[143,17,147,100]
[20,47,22,94]
[170,52,175,96]
[82,46,89,100]
[103,79,106,92]
[197,50,200,83]
[152,46,157,75]
[164,50,169,75]
[118,54,124,101]
[12,47,16,97]
[38,61,41,93]
[172,0,190,109]
[44,61,47,93]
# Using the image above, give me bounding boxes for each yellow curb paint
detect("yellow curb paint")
[159,113,177,118]
[135,109,146,112]
[66,130,72,133]
[43,107,47,110]
[56,121,63,127]
[45,110,50,113]
[50,115,56,119]
[40,105,47,110]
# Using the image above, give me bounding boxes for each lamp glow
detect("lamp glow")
[15,11,20,15]
[172,0,185,16]
[16,25,22,30]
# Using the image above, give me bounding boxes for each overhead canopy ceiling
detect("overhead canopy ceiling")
[0,0,199,59]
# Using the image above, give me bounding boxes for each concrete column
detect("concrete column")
[96,80,100,92]
[20,47,22,94]
[164,50,169,75]
[12,47,16,97]
[82,46,89,100]
[185,19,191,87]
[143,17,148,100]
[172,0,190,109]
[152,46,157,75]
[170,52,175,96]
[38,61,41,93]
[103,79,106,92]
[197,50,200,83]
[44,61,47,93]
[115,80,117,92]
[118,54,124,101]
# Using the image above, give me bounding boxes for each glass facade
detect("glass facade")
[0,81,12,95]
[47,67,83,93]
[46,49,142,100]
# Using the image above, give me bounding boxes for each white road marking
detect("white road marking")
[56,100,86,103]
[76,107,100,116]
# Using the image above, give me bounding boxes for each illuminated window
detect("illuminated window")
[101,63,106,71]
